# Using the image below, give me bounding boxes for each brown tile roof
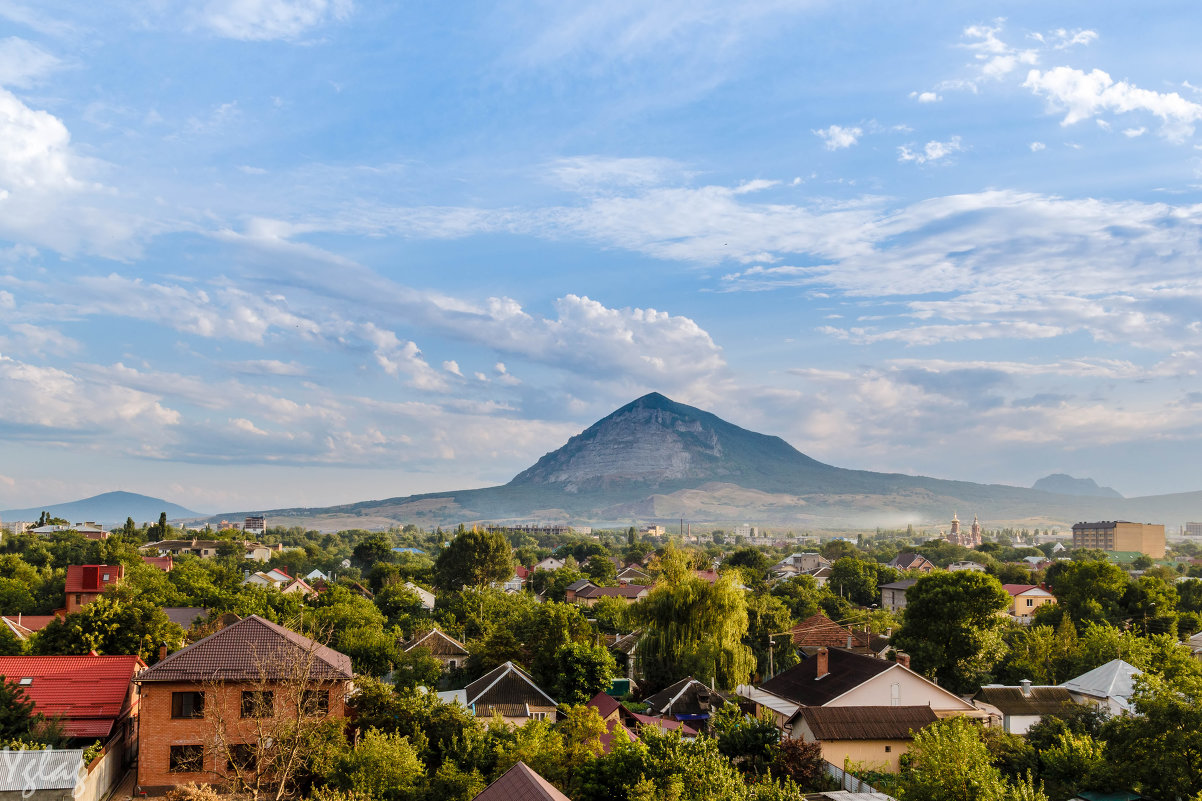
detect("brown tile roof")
[136,614,353,683]
[404,629,470,657]
[586,691,622,720]
[759,649,893,706]
[889,553,932,570]
[575,584,650,598]
[973,685,1075,716]
[65,565,124,593]
[473,761,570,801]
[797,705,937,741]
[464,662,556,709]
[790,614,870,648]
[642,677,726,717]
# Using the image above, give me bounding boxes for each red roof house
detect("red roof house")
[472,761,570,801]
[1,614,60,640]
[65,565,125,613]
[142,555,174,572]
[0,653,145,740]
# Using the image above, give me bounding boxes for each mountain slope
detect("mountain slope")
[0,491,199,526]
[1032,474,1123,498]
[203,392,1202,529]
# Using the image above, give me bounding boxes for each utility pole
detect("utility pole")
[767,634,775,678]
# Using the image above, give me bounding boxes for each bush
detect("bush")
[164,783,223,801]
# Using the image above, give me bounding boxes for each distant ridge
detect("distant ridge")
[0,491,199,527]
[1032,474,1123,499]
[202,392,1202,530]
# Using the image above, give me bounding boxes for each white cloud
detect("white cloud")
[961,21,1038,80]
[199,0,352,41]
[0,37,61,87]
[814,125,862,150]
[442,360,463,376]
[898,136,963,164]
[911,91,941,103]
[1024,66,1202,142]
[547,156,686,192]
[1031,28,1098,50]
[1123,127,1147,138]
[1029,141,1046,151]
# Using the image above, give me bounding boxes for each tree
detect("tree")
[329,729,425,801]
[1043,560,1129,628]
[891,571,1011,693]
[552,642,617,705]
[584,555,618,586]
[29,593,184,662]
[898,717,1047,801]
[744,594,796,679]
[353,535,394,568]
[633,545,755,691]
[391,646,444,692]
[0,677,40,741]
[770,739,825,790]
[1104,671,1202,799]
[433,528,513,591]
[827,557,889,606]
[711,704,780,776]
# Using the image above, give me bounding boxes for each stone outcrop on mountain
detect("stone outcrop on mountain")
[205,392,1202,530]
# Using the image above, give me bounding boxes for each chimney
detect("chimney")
[1020,678,1032,697]
[896,651,911,669]
[816,647,829,679]
[159,645,168,662]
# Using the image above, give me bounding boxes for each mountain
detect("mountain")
[1032,474,1123,499]
[0,491,200,527]
[203,392,1202,530]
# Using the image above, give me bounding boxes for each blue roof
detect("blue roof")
[391,547,425,554]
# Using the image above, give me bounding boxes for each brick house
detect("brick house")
[65,565,125,613]
[132,615,354,793]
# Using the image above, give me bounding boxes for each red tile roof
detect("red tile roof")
[65,565,124,593]
[1001,584,1040,596]
[136,615,353,683]
[473,761,570,801]
[2,615,59,638]
[586,691,622,720]
[142,556,173,572]
[0,654,144,739]
[790,614,870,648]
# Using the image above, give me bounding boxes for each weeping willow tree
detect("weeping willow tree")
[633,545,755,691]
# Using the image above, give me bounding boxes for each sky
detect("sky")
[2,0,1202,514]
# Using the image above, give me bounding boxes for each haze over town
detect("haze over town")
[3,2,1202,515]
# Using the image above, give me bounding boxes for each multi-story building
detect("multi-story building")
[1071,521,1165,559]
[243,516,267,535]
[133,615,353,793]
[1186,522,1202,538]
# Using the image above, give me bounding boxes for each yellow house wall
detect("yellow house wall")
[1011,594,1056,618]
[818,739,908,773]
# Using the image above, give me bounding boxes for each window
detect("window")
[1026,598,1034,607]
[171,691,205,718]
[890,683,900,707]
[241,691,274,718]
[531,712,548,721]
[228,744,257,772]
[74,594,82,605]
[448,660,457,670]
[169,745,203,773]
[301,689,329,716]
[884,746,891,753]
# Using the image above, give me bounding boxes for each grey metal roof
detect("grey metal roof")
[0,749,84,792]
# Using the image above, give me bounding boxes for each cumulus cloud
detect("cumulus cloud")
[898,136,963,164]
[961,21,1038,80]
[910,91,941,103]
[1029,141,1046,151]
[1024,66,1202,142]
[814,125,862,150]
[199,0,352,41]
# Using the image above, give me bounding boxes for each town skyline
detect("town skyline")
[3,2,1202,511]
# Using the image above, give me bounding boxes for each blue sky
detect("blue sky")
[2,0,1202,514]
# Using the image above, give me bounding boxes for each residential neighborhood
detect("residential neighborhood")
[0,514,1200,801]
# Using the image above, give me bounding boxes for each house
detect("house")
[306,569,329,583]
[972,681,1076,734]
[879,579,918,613]
[793,705,938,772]
[132,615,353,792]
[402,629,470,671]
[805,566,833,587]
[404,581,436,610]
[564,579,652,606]
[65,565,125,613]
[1185,630,1202,660]
[888,553,935,573]
[471,761,570,801]
[242,568,316,598]
[947,561,987,572]
[774,553,831,575]
[1,614,59,641]
[789,614,871,653]
[584,692,639,753]
[1002,584,1056,622]
[0,653,146,744]
[532,556,566,572]
[438,662,557,726]
[143,555,174,572]
[162,607,208,630]
[616,565,652,585]
[738,648,980,738]
[140,539,277,562]
[1060,659,1142,715]
[641,677,728,729]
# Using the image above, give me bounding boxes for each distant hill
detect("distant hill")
[0,491,199,527]
[1032,474,1123,499]
[203,392,1202,530]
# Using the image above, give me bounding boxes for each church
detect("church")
[943,512,983,548]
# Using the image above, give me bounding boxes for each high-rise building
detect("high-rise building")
[1071,521,1165,559]
[1186,522,1202,538]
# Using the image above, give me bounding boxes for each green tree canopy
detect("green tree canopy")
[891,571,1011,693]
[434,528,514,591]
[29,593,184,662]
